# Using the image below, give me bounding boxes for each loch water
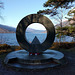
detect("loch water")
[0,33,74,46]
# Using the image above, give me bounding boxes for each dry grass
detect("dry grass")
[0,44,22,53]
[0,42,75,53]
[50,42,75,50]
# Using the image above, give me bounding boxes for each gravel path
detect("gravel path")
[0,51,75,75]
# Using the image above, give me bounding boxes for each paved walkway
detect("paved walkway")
[0,51,75,75]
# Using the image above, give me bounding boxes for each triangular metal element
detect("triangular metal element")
[31,36,40,44]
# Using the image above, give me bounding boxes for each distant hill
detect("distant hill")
[0,24,16,33]
[0,24,47,33]
[26,28,47,33]
[0,20,71,33]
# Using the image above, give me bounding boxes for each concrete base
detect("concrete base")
[4,50,66,69]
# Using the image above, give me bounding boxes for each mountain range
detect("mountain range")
[26,28,46,33]
[0,24,16,33]
[0,24,46,33]
[0,20,70,33]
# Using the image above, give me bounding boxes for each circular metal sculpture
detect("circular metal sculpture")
[16,14,55,53]
[4,14,66,69]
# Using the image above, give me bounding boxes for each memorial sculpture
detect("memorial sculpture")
[4,14,65,69]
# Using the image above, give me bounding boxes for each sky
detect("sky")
[27,23,46,30]
[0,0,75,30]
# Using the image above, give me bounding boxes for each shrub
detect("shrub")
[51,42,75,50]
[0,44,11,50]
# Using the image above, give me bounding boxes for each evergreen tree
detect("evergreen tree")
[37,0,75,16]
[37,0,75,42]
[66,7,75,26]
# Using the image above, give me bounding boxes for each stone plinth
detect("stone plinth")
[4,50,65,69]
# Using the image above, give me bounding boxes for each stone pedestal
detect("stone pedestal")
[4,50,66,69]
